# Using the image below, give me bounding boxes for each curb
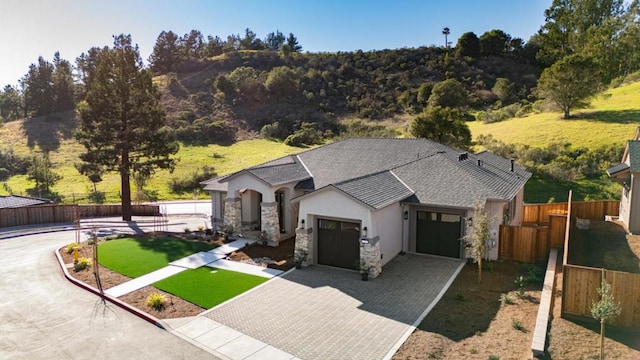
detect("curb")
[54,247,164,329]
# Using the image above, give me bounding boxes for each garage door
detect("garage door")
[317,218,360,269]
[416,211,462,258]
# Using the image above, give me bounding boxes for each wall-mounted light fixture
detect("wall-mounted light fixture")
[300,219,305,229]
[466,217,473,227]
[404,210,409,220]
[363,226,368,238]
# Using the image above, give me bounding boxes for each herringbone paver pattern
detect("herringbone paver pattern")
[204,254,462,360]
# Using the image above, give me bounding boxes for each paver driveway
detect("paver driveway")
[204,254,463,360]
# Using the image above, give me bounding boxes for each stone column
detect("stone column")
[261,202,280,246]
[361,236,382,278]
[224,197,241,234]
[295,227,314,266]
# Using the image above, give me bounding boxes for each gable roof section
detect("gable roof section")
[218,155,311,187]
[333,170,414,209]
[0,195,52,209]
[201,176,228,192]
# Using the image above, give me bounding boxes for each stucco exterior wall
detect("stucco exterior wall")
[371,203,403,266]
[298,190,373,234]
[227,173,275,202]
[465,200,503,261]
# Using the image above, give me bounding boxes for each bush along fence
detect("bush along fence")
[498,200,619,263]
[0,204,159,229]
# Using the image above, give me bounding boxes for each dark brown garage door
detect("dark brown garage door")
[416,211,462,258]
[317,218,360,269]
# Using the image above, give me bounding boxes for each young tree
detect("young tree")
[479,29,511,57]
[536,54,601,119]
[590,274,621,360]
[410,106,471,150]
[463,200,490,282]
[75,34,178,220]
[22,57,55,117]
[28,152,61,194]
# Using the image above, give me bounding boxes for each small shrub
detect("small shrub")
[74,257,92,272]
[470,348,478,354]
[500,293,515,305]
[87,191,106,204]
[455,293,465,301]
[146,292,167,311]
[65,243,77,254]
[511,319,524,331]
[524,264,545,285]
[184,227,191,233]
[488,356,500,360]
[514,275,525,298]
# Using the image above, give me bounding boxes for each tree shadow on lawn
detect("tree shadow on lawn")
[21,110,76,152]
[568,220,640,273]
[575,109,640,124]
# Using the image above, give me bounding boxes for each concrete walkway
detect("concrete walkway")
[104,238,284,298]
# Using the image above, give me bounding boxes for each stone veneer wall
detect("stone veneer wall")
[295,227,313,266]
[224,197,241,233]
[261,202,280,245]
[361,236,382,278]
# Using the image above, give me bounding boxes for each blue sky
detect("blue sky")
[0,0,549,87]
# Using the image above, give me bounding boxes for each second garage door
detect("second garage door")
[317,218,360,269]
[416,211,462,258]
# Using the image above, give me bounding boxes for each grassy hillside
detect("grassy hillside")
[0,114,300,203]
[468,81,640,148]
[468,80,640,203]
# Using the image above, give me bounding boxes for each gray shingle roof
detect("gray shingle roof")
[627,140,640,172]
[204,138,531,209]
[201,177,228,192]
[0,195,52,209]
[333,171,414,209]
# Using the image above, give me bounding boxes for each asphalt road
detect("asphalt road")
[0,214,216,359]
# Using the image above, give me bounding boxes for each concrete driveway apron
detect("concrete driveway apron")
[204,254,463,360]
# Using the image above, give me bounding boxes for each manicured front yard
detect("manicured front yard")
[98,236,217,277]
[153,267,268,308]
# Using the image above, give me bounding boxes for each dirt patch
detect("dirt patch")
[394,261,542,360]
[227,236,295,271]
[569,220,640,273]
[546,255,640,359]
[58,233,295,319]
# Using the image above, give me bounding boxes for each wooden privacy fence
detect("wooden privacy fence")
[522,200,619,225]
[499,214,567,263]
[0,204,159,229]
[562,265,640,328]
[499,200,617,263]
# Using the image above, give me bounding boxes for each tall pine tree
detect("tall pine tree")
[76,34,178,220]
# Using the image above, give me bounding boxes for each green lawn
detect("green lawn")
[153,267,268,308]
[98,236,217,277]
